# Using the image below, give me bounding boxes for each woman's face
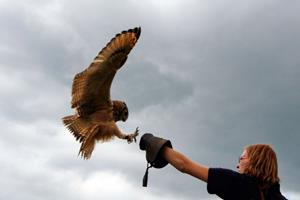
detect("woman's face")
[237,149,249,173]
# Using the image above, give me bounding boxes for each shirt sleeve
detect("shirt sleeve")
[207,168,244,199]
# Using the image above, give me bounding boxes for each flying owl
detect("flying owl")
[62,27,141,159]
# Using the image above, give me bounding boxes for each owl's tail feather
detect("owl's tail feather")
[62,115,101,159]
[78,127,98,159]
[62,114,90,143]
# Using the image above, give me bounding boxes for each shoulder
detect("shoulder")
[267,183,288,200]
[208,168,251,186]
[207,168,260,200]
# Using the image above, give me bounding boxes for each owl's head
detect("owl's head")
[112,100,129,122]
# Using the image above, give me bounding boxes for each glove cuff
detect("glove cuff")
[140,133,172,168]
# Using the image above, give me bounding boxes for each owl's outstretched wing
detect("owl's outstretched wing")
[70,27,141,116]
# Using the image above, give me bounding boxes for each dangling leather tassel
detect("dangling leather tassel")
[142,162,152,187]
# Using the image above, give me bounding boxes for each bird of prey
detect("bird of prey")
[62,27,141,159]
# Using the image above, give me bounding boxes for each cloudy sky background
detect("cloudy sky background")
[1,0,299,199]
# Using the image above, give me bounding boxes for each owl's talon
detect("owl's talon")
[125,127,139,143]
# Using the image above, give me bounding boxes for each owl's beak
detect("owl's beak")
[121,110,129,122]
[122,116,128,122]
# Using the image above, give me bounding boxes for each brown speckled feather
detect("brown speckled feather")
[62,27,141,159]
[71,27,141,114]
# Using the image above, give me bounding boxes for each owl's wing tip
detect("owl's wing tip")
[134,26,141,39]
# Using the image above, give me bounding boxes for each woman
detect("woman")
[140,133,287,200]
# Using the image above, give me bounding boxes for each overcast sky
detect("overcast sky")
[1,0,299,199]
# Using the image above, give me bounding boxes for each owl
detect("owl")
[62,27,141,159]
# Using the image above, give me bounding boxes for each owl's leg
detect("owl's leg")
[116,127,139,143]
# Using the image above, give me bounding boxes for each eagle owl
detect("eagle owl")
[62,27,141,159]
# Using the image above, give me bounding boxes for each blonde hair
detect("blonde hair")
[243,144,280,187]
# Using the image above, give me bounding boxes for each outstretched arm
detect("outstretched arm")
[162,147,209,182]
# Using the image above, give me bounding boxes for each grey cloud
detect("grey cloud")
[1,0,300,199]
[111,60,194,111]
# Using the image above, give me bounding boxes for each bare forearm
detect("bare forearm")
[162,147,209,182]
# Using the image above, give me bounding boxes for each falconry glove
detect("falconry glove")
[139,133,172,187]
